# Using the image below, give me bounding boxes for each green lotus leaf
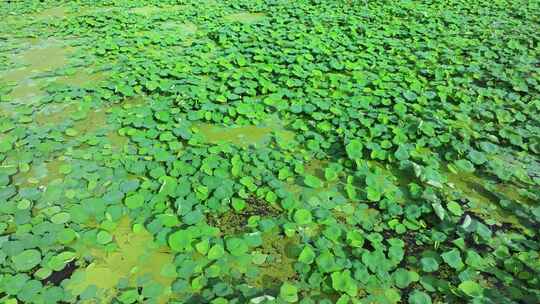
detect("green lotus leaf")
[12,249,41,272]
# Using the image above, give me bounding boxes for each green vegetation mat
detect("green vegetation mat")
[1,0,539,303]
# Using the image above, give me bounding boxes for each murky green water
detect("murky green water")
[446,171,532,233]
[13,157,67,187]
[160,21,198,35]
[34,6,67,19]
[130,5,185,16]
[195,118,294,147]
[56,70,107,87]
[1,39,74,103]
[224,12,267,23]
[68,217,175,303]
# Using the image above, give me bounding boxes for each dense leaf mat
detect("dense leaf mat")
[1,0,539,303]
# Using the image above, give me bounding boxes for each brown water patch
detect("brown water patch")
[207,196,282,234]
[304,159,327,179]
[42,261,78,286]
[246,233,297,290]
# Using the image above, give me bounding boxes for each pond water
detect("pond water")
[13,157,67,188]
[130,5,185,16]
[224,12,267,23]
[68,217,175,304]
[34,6,67,19]
[195,118,295,147]
[1,39,72,103]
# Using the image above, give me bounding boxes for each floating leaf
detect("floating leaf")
[420,257,439,273]
[458,280,483,297]
[431,203,446,221]
[51,212,71,224]
[168,230,192,252]
[403,91,418,101]
[226,238,248,256]
[346,230,364,248]
[298,245,316,264]
[12,249,41,271]
[346,139,363,160]
[331,270,358,296]
[279,282,298,303]
[97,230,113,244]
[65,128,78,137]
[393,268,419,288]
[441,249,464,270]
[454,159,475,173]
[208,244,225,260]
[408,291,432,304]
[294,209,312,225]
[446,201,463,216]
[304,174,323,188]
[125,193,144,209]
